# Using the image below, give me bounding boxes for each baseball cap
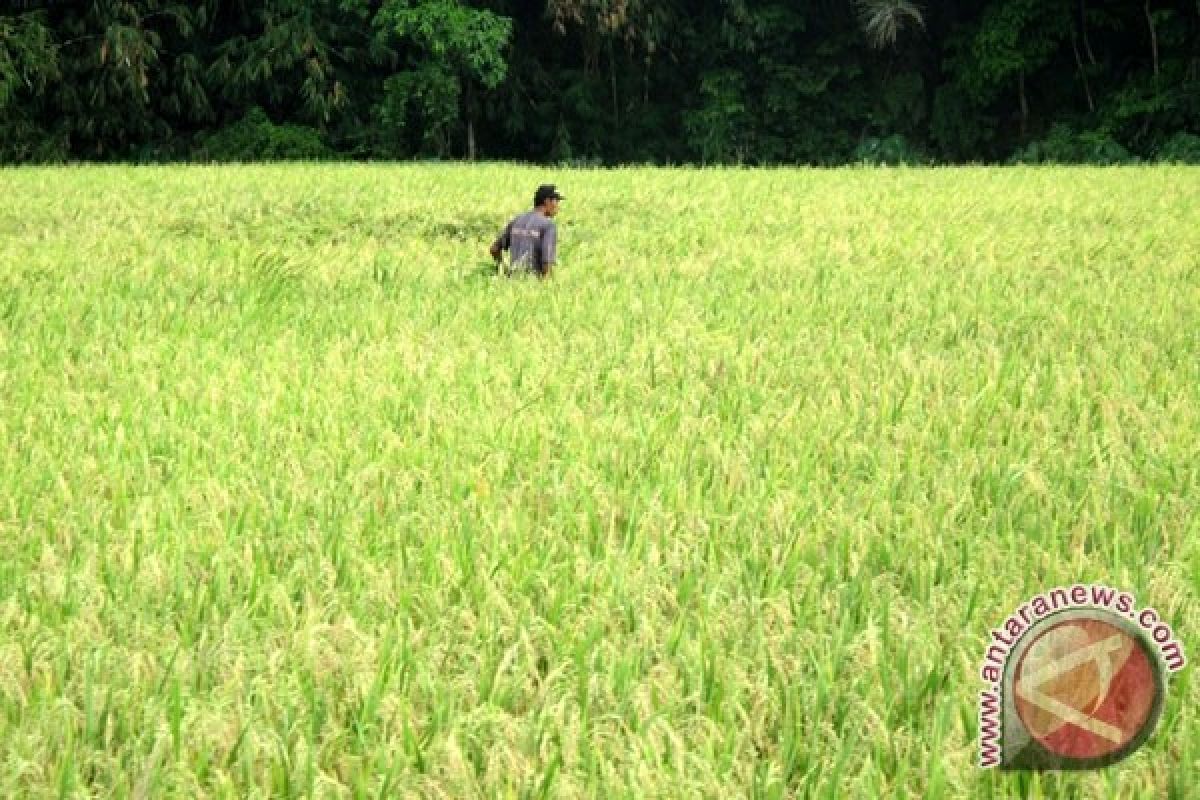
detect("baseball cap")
[534,185,564,205]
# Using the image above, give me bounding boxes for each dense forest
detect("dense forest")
[1,0,1198,165]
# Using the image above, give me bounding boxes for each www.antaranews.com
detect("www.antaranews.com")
[978,583,1186,769]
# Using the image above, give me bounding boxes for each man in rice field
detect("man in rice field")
[489,184,562,279]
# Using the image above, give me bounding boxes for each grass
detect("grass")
[0,163,1197,798]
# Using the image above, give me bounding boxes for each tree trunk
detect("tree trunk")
[1080,0,1097,66]
[465,79,476,161]
[608,38,619,127]
[1145,0,1160,78]
[1017,69,1028,139]
[1071,29,1096,112]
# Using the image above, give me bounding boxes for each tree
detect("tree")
[43,1,207,158]
[856,0,925,50]
[943,0,1073,141]
[545,0,676,133]
[0,0,1198,164]
[205,0,374,130]
[376,0,512,159]
[0,11,60,160]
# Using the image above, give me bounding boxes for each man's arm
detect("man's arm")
[490,221,512,263]
[539,223,557,279]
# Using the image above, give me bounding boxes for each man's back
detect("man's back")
[497,210,557,275]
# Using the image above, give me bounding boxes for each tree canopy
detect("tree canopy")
[1,0,1197,164]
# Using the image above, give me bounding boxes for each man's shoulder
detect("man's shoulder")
[512,211,555,230]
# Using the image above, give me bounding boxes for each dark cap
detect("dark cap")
[534,184,564,206]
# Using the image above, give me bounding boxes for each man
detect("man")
[490,184,563,279]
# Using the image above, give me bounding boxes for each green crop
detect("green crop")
[0,164,1196,798]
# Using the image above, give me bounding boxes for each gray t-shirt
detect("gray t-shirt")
[494,210,557,274]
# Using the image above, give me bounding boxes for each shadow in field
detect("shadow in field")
[0,289,17,325]
[164,208,510,245]
[425,212,504,242]
[245,250,304,307]
[462,261,503,282]
[371,257,503,289]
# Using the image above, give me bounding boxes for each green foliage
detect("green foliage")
[377,65,461,157]
[0,0,1196,164]
[193,108,333,161]
[379,0,512,90]
[549,119,574,163]
[546,0,675,60]
[1101,74,1197,153]
[867,71,926,140]
[683,71,750,164]
[0,111,67,163]
[929,86,988,161]
[856,0,925,50]
[1009,124,1134,165]
[206,0,370,129]
[949,0,1071,103]
[0,11,57,110]
[0,11,63,162]
[1156,132,1200,164]
[853,133,927,165]
[375,0,513,158]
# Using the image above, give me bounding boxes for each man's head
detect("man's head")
[534,184,564,217]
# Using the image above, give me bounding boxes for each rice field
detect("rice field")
[0,164,1197,798]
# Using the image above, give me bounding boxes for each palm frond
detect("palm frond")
[856,0,925,50]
